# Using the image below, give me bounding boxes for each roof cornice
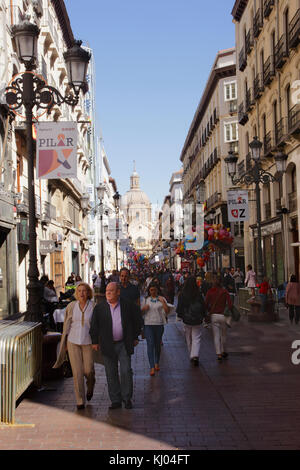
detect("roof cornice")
[231,0,248,22]
[50,0,74,48]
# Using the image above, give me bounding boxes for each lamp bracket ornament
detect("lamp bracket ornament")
[5,72,79,117]
[231,164,281,186]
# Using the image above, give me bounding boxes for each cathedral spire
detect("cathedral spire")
[130,161,140,189]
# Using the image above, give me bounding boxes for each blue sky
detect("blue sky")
[65,0,236,206]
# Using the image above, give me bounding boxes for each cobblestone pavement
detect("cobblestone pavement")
[1,309,300,450]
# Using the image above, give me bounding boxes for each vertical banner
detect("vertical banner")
[227,190,249,222]
[36,121,77,179]
[184,203,205,250]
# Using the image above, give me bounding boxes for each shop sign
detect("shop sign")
[252,220,282,238]
[40,240,56,254]
[227,190,249,222]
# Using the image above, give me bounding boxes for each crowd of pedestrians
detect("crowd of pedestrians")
[37,264,300,411]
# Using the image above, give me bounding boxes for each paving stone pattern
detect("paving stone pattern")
[1,310,300,450]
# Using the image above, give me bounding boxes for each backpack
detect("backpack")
[183,297,206,325]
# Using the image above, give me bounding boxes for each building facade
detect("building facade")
[180,48,244,271]
[232,0,300,283]
[0,0,94,317]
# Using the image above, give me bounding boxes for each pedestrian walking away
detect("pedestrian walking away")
[205,275,233,362]
[141,282,170,376]
[53,283,96,410]
[285,275,300,324]
[176,276,206,367]
[90,282,142,410]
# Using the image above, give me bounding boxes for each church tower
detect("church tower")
[122,162,152,256]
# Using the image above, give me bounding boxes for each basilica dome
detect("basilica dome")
[121,170,151,208]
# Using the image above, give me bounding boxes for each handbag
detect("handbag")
[224,304,241,322]
[62,352,73,378]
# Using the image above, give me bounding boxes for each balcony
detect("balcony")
[253,9,263,38]
[263,56,275,86]
[238,161,246,178]
[245,152,252,171]
[213,147,220,165]
[239,47,247,71]
[264,202,271,220]
[275,35,289,69]
[275,198,282,214]
[263,0,274,18]
[245,88,254,112]
[274,118,287,147]
[213,107,219,124]
[16,187,29,215]
[289,192,297,213]
[288,105,300,136]
[254,74,264,99]
[238,102,248,125]
[229,100,237,114]
[245,29,254,55]
[263,131,273,157]
[206,192,222,210]
[289,9,300,50]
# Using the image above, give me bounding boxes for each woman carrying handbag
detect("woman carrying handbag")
[53,282,96,410]
[205,275,233,361]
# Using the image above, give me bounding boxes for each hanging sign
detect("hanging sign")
[227,190,249,222]
[36,121,77,179]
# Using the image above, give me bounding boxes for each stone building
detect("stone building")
[232,0,300,283]
[180,48,245,271]
[0,0,93,316]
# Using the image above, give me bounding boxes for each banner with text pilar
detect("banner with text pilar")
[36,121,77,179]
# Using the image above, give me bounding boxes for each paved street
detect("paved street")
[1,310,300,450]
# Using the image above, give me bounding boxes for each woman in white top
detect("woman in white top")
[141,283,170,376]
[54,282,95,410]
[244,264,257,298]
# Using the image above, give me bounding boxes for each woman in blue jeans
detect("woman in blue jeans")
[141,283,170,376]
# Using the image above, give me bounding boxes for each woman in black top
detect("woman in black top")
[176,276,206,366]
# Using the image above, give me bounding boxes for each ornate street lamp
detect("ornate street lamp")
[113,191,121,271]
[225,136,287,283]
[80,193,90,215]
[5,19,91,322]
[97,183,107,285]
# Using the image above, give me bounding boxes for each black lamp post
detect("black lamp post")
[97,183,107,285]
[6,19,91,322]
[113,191,121,271]
[225,137,288,283]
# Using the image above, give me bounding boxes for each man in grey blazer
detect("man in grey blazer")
[90,282,142,410]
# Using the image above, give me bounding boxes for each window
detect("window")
[224,122,238,142]
[224,81,237,101]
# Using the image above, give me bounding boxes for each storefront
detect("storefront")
[252,219,285,287]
